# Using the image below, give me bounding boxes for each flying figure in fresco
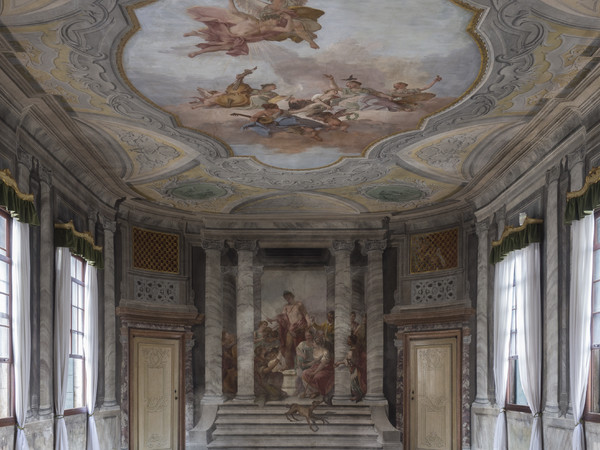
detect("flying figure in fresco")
[184,0,324,57]
[189,66,258,108]
[389,75,443,111]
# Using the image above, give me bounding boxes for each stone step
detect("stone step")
[212,424,378,436]
[215,415,375,425]
[207,435,383,448]
[216,405,372,415]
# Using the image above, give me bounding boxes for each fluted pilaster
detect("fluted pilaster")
[474,219,490,404]
[16,150,32,194]
[544,167,560,415]
[202,239,225,403]
[364,239,386,401]
[38,167,53,416]
[568,147,585,192]
[332,240,353,401]
[103,219,117,406]
[253,265,264,330]
[235,240,257,402]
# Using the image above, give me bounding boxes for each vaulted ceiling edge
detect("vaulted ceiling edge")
[0,0,598,217]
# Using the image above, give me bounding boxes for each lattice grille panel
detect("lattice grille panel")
[132,227,179,273]
[410,228,458,273]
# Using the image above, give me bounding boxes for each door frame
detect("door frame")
[129,328,186,450]
[403,329,462,450]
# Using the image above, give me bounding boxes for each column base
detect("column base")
[201,394,226,405]
[364,394,386,403]
[233,394,256,404]
[472,397,491,406]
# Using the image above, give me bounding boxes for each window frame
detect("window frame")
[64,254,86,416]
[0,208,15,427]
[505,262,531,413]
[585,210,600,422]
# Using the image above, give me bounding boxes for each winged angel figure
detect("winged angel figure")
[184,0,324,57]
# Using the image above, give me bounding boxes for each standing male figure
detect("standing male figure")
[268,290,309,369]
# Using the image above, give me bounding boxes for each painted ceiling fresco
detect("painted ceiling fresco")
[1,0,599,215]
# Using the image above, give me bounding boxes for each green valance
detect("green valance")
[55,221,104,269]
[565,167,600,224]
[490,218,543,264]
[0,169,40,226]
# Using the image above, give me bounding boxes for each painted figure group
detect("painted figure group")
[252,290,367,403]
[189,67,442,142]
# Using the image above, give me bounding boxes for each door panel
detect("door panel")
[132,336,180,450]
[407,333,459,450]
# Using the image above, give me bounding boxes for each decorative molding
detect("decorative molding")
[0,168,34,202]
[384,303,475,326]
[234,239,257,252]
[16,150,33,170]
[475,220,489,235]
[201,239,223,251]
[102,219,117,234]
[566,166,600,200]
[116,306,204,327]
[491,217,543,248]
[55,220,102,250]
[332,240,354,253]
[133,276,179,305]
[38,166,52,186]
[364,239,387,253]
[411,276,457,304]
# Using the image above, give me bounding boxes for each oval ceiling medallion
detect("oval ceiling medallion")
[121,0,485,170]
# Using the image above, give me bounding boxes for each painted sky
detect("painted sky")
[123,0,481,105]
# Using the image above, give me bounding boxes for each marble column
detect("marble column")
[201,239,225,403]
[234,240,256,402]
[103,219,118,406]
[364,239,386,402]
[544,167,560,415]
[474,219,491,405]
[16,150,32,194]
[253,265,263,330]
[38,167,53,416]
[568,147,585,192]
[332,240,353,401]
[326,265,335,313]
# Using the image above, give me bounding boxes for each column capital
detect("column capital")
[102,219,117,234]
[567,146,585,169]
[475,219,489,236]
[363,239,387,254]
[221,266,237,276]
[234,239,257,252]
[332,239,354,253]
[202,239,224,251]
[17,149,33,170]
[546,166,560,185]
[494,206,506,224]
[38,165,53,186]
[253,265,264,276]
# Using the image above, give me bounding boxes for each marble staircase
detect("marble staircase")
[188,399,401,449]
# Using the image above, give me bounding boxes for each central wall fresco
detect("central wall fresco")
[122,0,483,169]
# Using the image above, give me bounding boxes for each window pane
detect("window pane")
[594,282,600,313]
[594,251,600,281]
[0,215,6,253]
[513,359,527,406]
[0,261,9,295]
[66,357,85,410]
[0,325,9,359]
[0,362,10,418]
[592,348,600,413]
[593,314,600,347]
[0,293,8,315]
[596,216,600,246]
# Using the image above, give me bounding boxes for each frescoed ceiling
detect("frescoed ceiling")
[0,0,598,216]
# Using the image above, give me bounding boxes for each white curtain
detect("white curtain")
[569,213,594,450]
[12,221,30,450]
[515,244,542,450]
[54,248,71,450]
[493,251,516,450]
[84,265,100,450]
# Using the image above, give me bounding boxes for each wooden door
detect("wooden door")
[131,331,183,450]
[406,331,460,450]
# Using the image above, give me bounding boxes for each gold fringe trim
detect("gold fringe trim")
[566,166,600,200]
[0,169,34,202]
[491,217,543,247]
[54,220,103,251]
